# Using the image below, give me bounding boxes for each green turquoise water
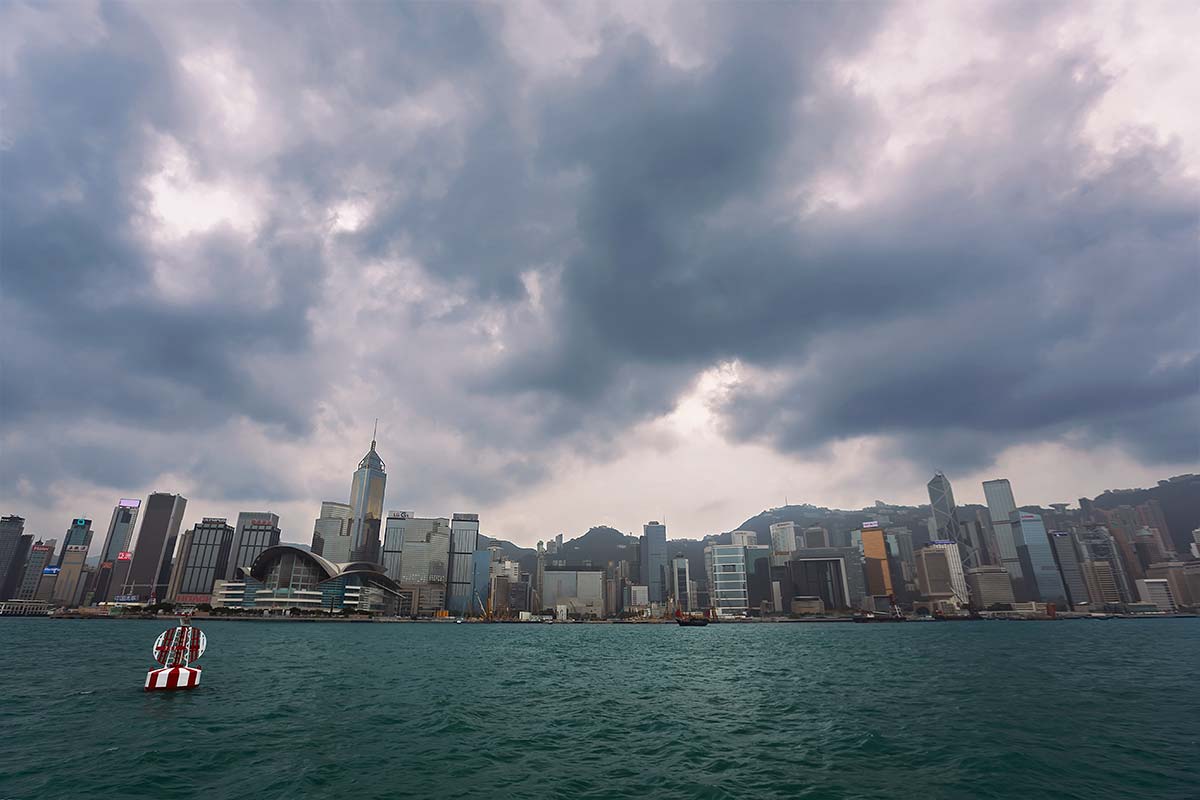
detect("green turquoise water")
[1,618,1197,799]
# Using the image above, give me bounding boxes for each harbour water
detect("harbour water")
[1,618,1197,799]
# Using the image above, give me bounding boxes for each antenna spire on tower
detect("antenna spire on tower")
[372,418,378,448]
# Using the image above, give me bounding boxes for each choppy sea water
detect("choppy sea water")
[1,618,1197,799]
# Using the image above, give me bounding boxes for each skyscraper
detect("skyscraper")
[669,556,693,612]
[1011,512,1068,606]
[227,512,281,579]
[640,521,668,604]
[859,523,894,598]
[348,428,387,563]
[446,513,480,614]
[705,543,748,618]
[922,541,969,606]
[52,545,90,606]
[167,518,235,603]
[57,518,93,567]
[1076,526,1134,602]
[15,542,55,601]
[769,522,797,555]
[1048,532,1090,610]
[312,501,353,561]
[983,478,1023,582]
[928,472,977,568]
[99,500,140,563]
[123,492,187,603]
[0,516,31,601]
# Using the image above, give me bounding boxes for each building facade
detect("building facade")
[705,543,748,617]
[1011,512,1069,607]
[228,512,281,580]
[123,492,187,603]
[446,513,480,614]
[99,500,141,563]
[57,518,93,567]
[312,501,353,562]
[640,522,668,604]
[347,433,387,563]
[983,478,1023,582]
[0,516,31,601]
[167,518,235,603]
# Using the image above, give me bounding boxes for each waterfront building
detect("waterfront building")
[347,430,387,563]
[123,492,187,603]
[1076,526,1135,602]
[983,478,1023,583]
[14,542,54,601]
[99,500,140,563]
[1190,529,1200,559]
[0,516,30,601]
[541,568,606,617]
[381,511,409,582]
[782,549,861,611]
[1048,532,1090,609]
[966,566,1016,610]
[1145,562,1200,609]
[57,518,93,567]
[915,543,968,606]
[669,556,694,612]
[227,512,280,580]
[769,522,797,555]
[392,516,450,615]
[215,544,402,614]
[859,523,893,597]
[1011,512,1069,607]
[745,544,773,614]
[705,543,748,618]
[167,518,235,603]
[1081,560,1122,608]
[640,521,668,603]
[1135,579,1176,613]
[52,545,89,606]
[446,513,480,614]
[312,501,353,562]
[628,584,649,609]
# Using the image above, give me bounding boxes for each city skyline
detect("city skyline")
[2,2,1197,548]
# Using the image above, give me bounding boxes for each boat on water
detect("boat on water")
[852,594,908,623]
[675,609,711,627]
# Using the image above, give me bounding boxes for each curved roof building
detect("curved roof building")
[225,544,403,614]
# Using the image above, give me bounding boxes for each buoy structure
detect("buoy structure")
[145,617,206,691]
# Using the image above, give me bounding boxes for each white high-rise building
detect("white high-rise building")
[730,530,757,547]
[1136,578,1177,612]
[983,479,1023,581]
[705,543,748,618]
[769,522,797,555]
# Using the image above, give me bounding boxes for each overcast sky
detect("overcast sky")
[2,1,1197,550]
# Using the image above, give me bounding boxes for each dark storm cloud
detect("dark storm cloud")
[1,0,1195,518]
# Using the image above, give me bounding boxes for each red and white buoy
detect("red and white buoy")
[145,617,206,691]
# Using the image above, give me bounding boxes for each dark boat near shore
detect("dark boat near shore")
[676,616,709,627]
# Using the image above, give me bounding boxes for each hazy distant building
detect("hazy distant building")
[393,516,451,615]
[167,518,235,603]
[983,479,1023,582]
[1076,526,1134,602]
[1048,532,1090,609]
[227,512,280,580]
[312,501,353,562]
[15,542,54,601]
[447,513,480,614]
[640,521,668,604]
[1136,579,1176,612]
[966,566,1016,609]
[52,545,89,606]
[1081,560,1122,607]
[669,556,694,612]
[123,492,187,603]
[920,541,969,606]
[859,523,893,598]
[99,500,140,563]
[769,522,797,555]
[541,568,605,617]
[783,548,863,611]
[0,516,31,601]
[1011,512,1068,607]
[347,431,387,563]
[928,472,974,567]
[1145,562,1199,609]
[57,518,93,567]
[802,527,830,549]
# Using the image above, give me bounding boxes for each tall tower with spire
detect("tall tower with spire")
[348,421,387,563]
